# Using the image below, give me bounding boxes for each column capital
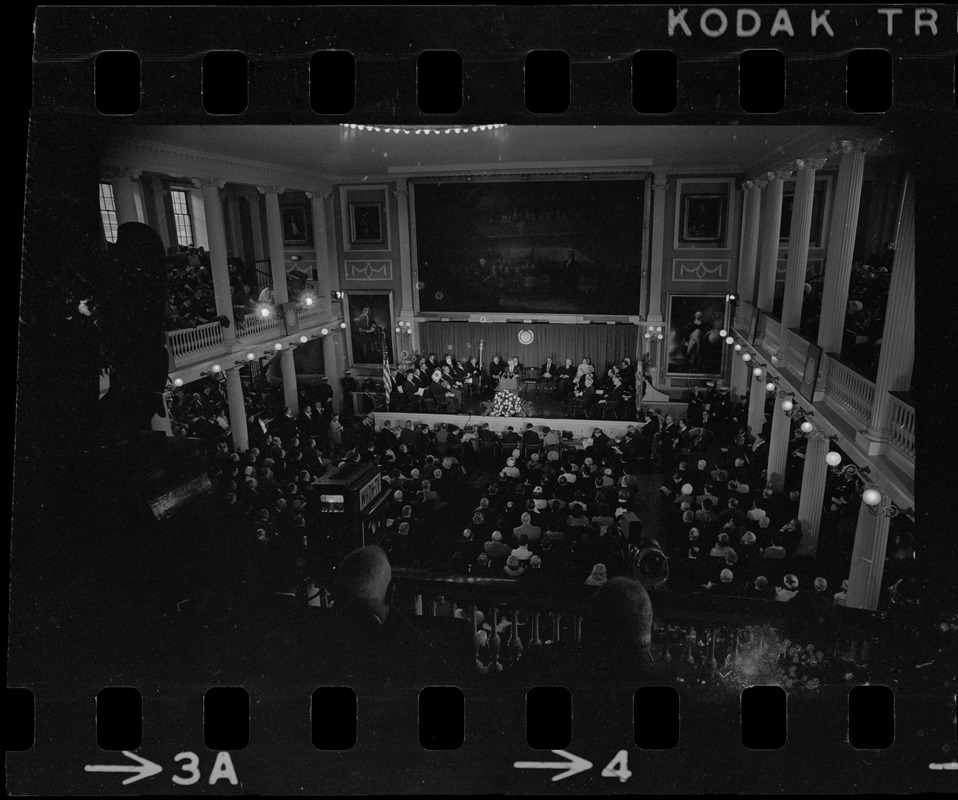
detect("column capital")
[256,185,286,195]
[652,173,668,192]
[751,177,768,189]
[305,189,335,201]
[103,165,142,181]
[769,168,793,182]
[191,177,227,190]
[797,155,828,171]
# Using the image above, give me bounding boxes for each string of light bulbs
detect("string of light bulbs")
[340,123,507,135]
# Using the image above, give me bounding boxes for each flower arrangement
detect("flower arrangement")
[483,389,535,418]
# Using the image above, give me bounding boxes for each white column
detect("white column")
[765,391,791,493]
[859,173,914,454]
[110,167,144,225]
[225,195,244,258]
[646,172,668,324]
[192,178,236,344]
[746,369,766,438]
[307,189,334,320]
[846,495,891,611]
[817,140,868,355]
[281,348,299,417]
[395,178,419,352]
[225,368,249,452]
[737,180,762,306]
[247,192,266,262]
[729,351,749,399]
[796,434,830,555]
[781,157,826,331]
[323,333,344,413]
[150,391,172,436]
[258,186,289,304]
[149,175,171,251]
[755,171,789,314]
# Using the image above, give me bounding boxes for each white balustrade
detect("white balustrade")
[167,322,225,360]
[887,394,915,461]
[824,356,876,425]
[239,310,280,339]
[297,303,321,326]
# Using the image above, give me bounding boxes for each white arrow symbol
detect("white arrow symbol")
[84,751,163,785]
[514,749,593,782]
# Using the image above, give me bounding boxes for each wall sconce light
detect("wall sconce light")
[333,291,344,301]
[765,381,776,392]
[752,366,764,378]
[173,378,184,387]
[800,420,815,434]
[321,328,329,336]
[825,450,842,466]
[643,325,664,341]
[259,306,271,318]
[211,364,222,373]
[304,296,314,307]
[246,352,256,360]
[274,342,283,350]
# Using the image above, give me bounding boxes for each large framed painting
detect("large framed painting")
[343,291,395,366]
[349,202,387,247]
[281,204,310,245]
[680,194,726,243]
[666,293,728,377]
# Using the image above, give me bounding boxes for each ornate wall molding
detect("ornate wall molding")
[345,259,393,281]
[672,259,730,282]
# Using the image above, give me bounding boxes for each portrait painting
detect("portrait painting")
[281,204,309,245]
[349,202,386,246]
[666,293,728,377]
[344,291,395,366]
[680,194,726,243]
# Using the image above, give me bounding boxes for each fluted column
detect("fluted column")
[258,186,289,304]
[729,350,749,399]
[149,176,171,251]
[192,177,236,344]
[395,178,420,353]
[781,157,826,331]
[737,180,762,306]
[817,141,868,355]
[765,391,791,492]
[646,172,668,324]
[859,173,915,454]
[281,348,299,417]
[247,192,265,262]
[307,189,334,320]
[846,496,891,611]
[150,390,172,436]
[323,333,344,413]
[746,369,765,439]
[755,171,788,313]
[109,167,144,225]
[796,434,830,555]
[225,368,249,452]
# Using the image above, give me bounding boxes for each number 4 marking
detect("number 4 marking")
[602,750,632,783]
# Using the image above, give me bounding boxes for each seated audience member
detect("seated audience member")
[511,535,533,562]
[761,534,787,559]
[833,579,849,607]
[504,555,526,578]
[513,511,542,543]
[585,563,608,586]
[774,573,800,601]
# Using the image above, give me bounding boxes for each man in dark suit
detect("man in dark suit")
[489,355,506,384]
[556,358,576,399]
[341,370,358,418]
[521,423,541,448]
[500,426,521,452]
[316,376,334,416]
[594,375,626,417]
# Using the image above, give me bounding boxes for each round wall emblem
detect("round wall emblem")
[518,330,534,345]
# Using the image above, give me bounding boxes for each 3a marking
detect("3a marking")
[85,751,238,786]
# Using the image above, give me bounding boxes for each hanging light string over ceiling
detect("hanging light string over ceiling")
[340,123,507,135]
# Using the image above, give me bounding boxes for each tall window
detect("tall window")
[99,182,118,243]
[171,189,195,247]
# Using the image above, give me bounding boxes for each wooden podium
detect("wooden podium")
[497,375,519,393]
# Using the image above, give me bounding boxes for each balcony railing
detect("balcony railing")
[167,321,225,360]
[887,393,915,460]
[762,315,782,351]
[297,303,321,325]
[786,328,809,371]
[239,310,281,339]
[824,355,876,425]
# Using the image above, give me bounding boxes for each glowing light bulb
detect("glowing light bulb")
[752,367,763,377]
[725,336,734,345]
[766,381,775,391]
[321,328,329,336]
[173,378,184,387]
[800,420,814,434]
[862,488,882,507]
[260,307,270,317]
[211,364,222,373]
[300,335,308,343]
[304,296,314,306]
[274,343,283,350]
[340,322,347,329]
[246,352,256,360]
[742,353,751,362]
[719,329,728,338]
[781,399,794,412]
[734,344,742,352]
[825,451,842,467]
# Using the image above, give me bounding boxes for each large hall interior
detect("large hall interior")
[12,120,954,785]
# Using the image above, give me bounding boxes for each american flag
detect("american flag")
[381,328,394,401]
